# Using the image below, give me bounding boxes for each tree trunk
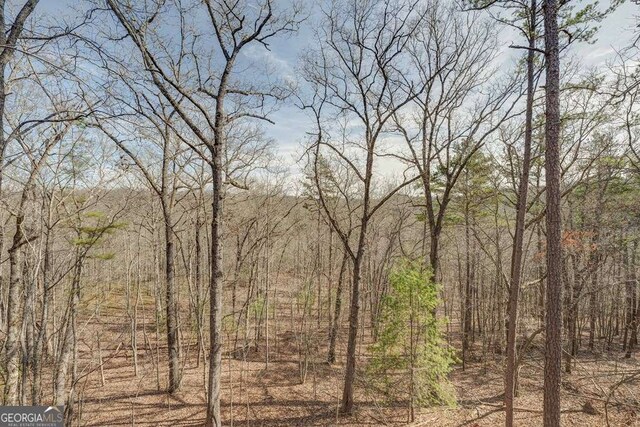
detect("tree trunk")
[625,242,638,357]
[463,195,472,369]
[54,252,82,408]
[328,252,348,364]
[163,204,181,392]
[4,228,23,405]
[341,243,365,415]
[205,75,228,424]
[543,0,562,423]
[341,151,374,414]
[505,4,536,423]
[33,216,53,404]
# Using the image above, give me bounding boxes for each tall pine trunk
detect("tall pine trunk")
[543,0,563,423]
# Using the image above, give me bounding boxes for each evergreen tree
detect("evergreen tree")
[368,260,457,421]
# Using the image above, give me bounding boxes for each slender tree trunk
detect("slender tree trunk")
[543,0,562,423]
[429,229,441,280]
[341,150,373,414]
[163,204,181,392]
[588,265,597,350]
[3,166,46,405]
[4,215,24,405]
[22,251,35,405]
[206,159,224,426]
[55,251,82,408]
[205,67,230,423]
[328,251,348,364]
[341,242,365,415]
[33,214,53,404]
[626,242,638,357]
[505,6,536,423]
[0,68,5,337]
[463,195,472,369]
[0,0,39,353]
[195,216,204,366]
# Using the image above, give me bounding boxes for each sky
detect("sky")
[257,0,640,182]
[33,0,640,185]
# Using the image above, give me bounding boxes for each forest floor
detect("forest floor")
[67,284,640,426]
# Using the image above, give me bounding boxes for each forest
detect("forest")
[0,0,639,425]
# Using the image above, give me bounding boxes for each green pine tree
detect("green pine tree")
[368,260,457,421]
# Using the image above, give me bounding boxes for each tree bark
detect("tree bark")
[625,242,638,357]
[543,0,563,423]
[0,0,40,405]
[205,61,232,427]
[32,204,53,404]
[505,3,536,424]
[4,216,24,404]
[163,204,181,392]
[328,252,348,364]
[341,142,374,415]
[341,237,366,415]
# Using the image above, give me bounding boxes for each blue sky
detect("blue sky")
[34,0,640,179]
[257,0,640,173]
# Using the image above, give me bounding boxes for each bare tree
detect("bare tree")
[102,0,302,423]
[5,122,70,404]
[0,0,39,189]
[0,0,40,343]
[393,2,521,281]
[302,0,429,413]
[95,74,191,391]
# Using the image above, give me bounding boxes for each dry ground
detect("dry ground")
[62,284,640,426]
